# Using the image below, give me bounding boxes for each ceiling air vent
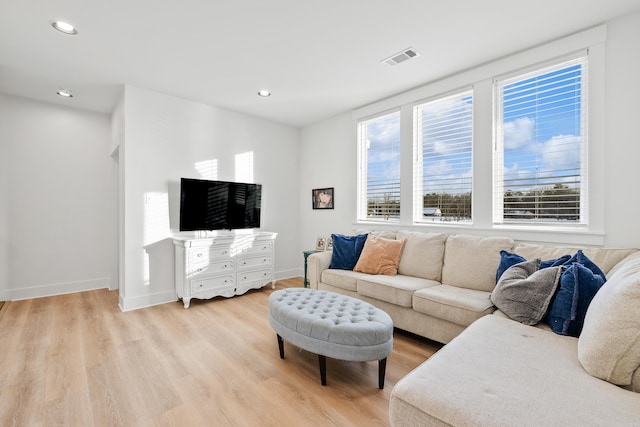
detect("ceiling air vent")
[381,48,420,67]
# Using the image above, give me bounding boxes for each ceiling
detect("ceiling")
[1,1,639,128]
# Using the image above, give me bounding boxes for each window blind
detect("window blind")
[414,90,473,223]
[494,56,588,224]
[357,111,401,221]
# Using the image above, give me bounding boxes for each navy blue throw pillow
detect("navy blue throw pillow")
[329,233,368,270]
[547,262,606,337]
[496,250,526,283]
[561,249,606,277]
[540,254,571,269]
[496,251,572,283]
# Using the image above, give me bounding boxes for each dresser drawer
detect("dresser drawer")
[237,256,272,271]
[188,259,234,277]
[188,246,232,262]
[190,275,235,294]
[240,242,273,255]
[237,268,272,284]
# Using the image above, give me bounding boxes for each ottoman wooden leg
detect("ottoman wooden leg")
[276,334,285,359]
[378,358,387,389]
[318,355,327,386]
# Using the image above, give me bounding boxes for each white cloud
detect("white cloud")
[504,117,534,150]
[421,96,472,155]
[542,134,580,169]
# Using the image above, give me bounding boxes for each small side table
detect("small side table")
[303,250,322,288]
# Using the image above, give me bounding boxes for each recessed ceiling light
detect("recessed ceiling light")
[57,89,73,98]
[258,90,271,97]
[51,20,78,35]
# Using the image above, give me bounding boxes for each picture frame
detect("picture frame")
[312,187,334,210]
[315,236,327,251]
[325,236,333,251]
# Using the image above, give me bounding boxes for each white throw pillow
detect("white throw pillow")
[578,252,640,386]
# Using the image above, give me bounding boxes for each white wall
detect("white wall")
[0,94,113,299]
[604,11,640,248]
[299,112,356,249]
[119,86,300,310]
[0,96,9,299]
[299,12,640,250]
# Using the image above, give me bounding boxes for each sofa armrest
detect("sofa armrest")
[307,251,333,289]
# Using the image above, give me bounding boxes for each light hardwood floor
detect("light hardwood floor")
[0,278,440,427]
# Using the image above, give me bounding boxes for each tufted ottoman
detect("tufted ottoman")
[268,288,394,388]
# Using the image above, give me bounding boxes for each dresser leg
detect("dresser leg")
[183,298,191,309]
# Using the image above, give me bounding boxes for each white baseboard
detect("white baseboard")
[275,268,300,280]
[8,277,112,301]
[119,290,177,312]
[119,269,301,312]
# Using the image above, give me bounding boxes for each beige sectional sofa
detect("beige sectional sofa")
[307,230,640,426]
[308,230,634,344]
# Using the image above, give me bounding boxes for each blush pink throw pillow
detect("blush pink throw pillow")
[354,234,406,275]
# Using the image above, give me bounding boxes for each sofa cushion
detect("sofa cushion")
[354,229,398,240]
[353,234,406,275]
[413,285,495,327]
[548,253,606,337]
[356,275,439,308]
[491,259,562,326]
[441,234,514,292]
[321,269,367,292]
[329,233,367,270]
[396,231,447,281]
[514,243,638,275]
[627,368,640,393]
[578,252,640,388]
[512,243,577,263]
[389,315,640,427]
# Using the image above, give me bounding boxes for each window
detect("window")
[414,90,473,223]
[353,26,602,244]
[494,56,588,225]
[357,111,401,221]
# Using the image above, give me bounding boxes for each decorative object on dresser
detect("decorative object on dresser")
[173,232,277,308]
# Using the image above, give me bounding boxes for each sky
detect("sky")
[501,61,583,192]
[363,59,584,201]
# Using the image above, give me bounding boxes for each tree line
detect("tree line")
[367,184,580,221]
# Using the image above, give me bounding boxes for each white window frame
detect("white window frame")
[413,89,474,224]
[493,53,589,227]
[356,110,402,222]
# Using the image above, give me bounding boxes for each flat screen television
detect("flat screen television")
[179,178,262,231]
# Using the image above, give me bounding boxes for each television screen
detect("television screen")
[179,178,262,231]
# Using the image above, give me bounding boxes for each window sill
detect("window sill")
[353,221,605,247]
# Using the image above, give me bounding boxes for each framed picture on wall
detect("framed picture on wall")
[312,187,334,209]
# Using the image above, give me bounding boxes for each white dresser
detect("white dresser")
[173,232,277,308]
